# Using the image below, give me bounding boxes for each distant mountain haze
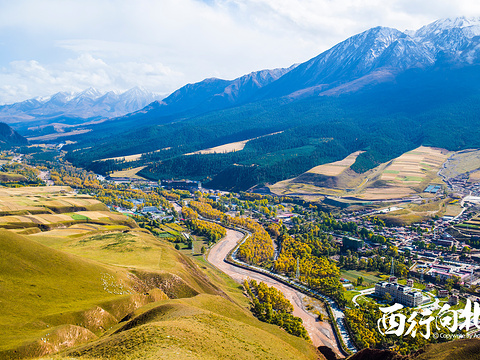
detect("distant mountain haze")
[0,87,164,123]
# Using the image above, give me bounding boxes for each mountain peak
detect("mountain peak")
[77,87,102,99]
[415,16,480,39]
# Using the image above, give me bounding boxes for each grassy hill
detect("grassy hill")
[0,229,137,359]
[270,146,449,201]
[48,294,318,360]
[270,146,459,224]
[0,186,320,360]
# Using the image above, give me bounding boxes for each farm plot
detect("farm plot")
[0,186,135,236]
[356,146,450,200]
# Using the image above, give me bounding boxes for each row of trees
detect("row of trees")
[188,200,224,219]
[274,233,345,304]
[188,219,226,242]
[243,280,309,340]
[339,252,410,278]
[186,198,275,264]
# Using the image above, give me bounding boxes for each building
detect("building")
[142,206,161,213]
[343,237,364,250]
[434,238,454,248]
[375,281,423,307]
[449,295,459,306]
[343,283,354,291]
[438,289,449,298]
[162,180,201,191]
[406,279,414,287]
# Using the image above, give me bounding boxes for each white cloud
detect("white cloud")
[1,0,480,103]
[0,54,183,104]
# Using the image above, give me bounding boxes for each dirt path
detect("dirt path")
[208,229,343,357]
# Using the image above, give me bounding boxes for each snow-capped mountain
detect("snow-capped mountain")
[413,16,480,64]
[256,16,480,99]
[0,87,164,123]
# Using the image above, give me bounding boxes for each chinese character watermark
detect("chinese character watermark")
[377,300,480,339]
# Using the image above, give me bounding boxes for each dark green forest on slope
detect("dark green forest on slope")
[65,65,480,191]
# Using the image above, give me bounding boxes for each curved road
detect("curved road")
[208,229,343,357]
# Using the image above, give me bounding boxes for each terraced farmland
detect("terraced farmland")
[270,146,450,202]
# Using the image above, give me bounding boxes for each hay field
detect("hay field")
[378,146,449,186]
[186,139,249,155]
[469,170,480,182]
[271,146,450,204]
[27,129,92,141]
[269,151,367,196]
[109,166,147,180]
[306,150,364,176]
[98,147,172,162]
[186,131,284,155]
[356,146,450,200]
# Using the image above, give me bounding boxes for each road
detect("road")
[352,288,375,306]
[208,229,344,357]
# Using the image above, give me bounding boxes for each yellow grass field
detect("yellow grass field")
[438,149,480,180]
[378,146,450,187]
[186,131,284,155]
[186,139,250,155]
[98,148,171,162]
[269,150,367,196]
[469,171,480,182]
[0,186,132,236]
[26,129,92,141]
[306,150,364,176]
[109,166,147,180]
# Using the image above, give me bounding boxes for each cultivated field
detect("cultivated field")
[271,146,451,204]
[99,147,171,162]
[186,139,250,155]
[0,186,135,236]
[359,146,450,199]
[27,129,92,141]
[270,150,369,196]
[469,170,480,182]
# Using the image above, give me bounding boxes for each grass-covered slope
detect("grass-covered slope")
[30,228,320,360]
[0,186,319,359]
[32,228,225,299]
[57,294,319,360]
[0,229,135,358]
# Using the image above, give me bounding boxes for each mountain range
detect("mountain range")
[16,16,480,190]
[0,86,163,122]
[0,87,163,138]
[119,16,480,116]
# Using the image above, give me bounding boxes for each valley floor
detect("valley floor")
[208,229,342,357]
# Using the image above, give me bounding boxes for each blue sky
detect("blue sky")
[0,0,479,104]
